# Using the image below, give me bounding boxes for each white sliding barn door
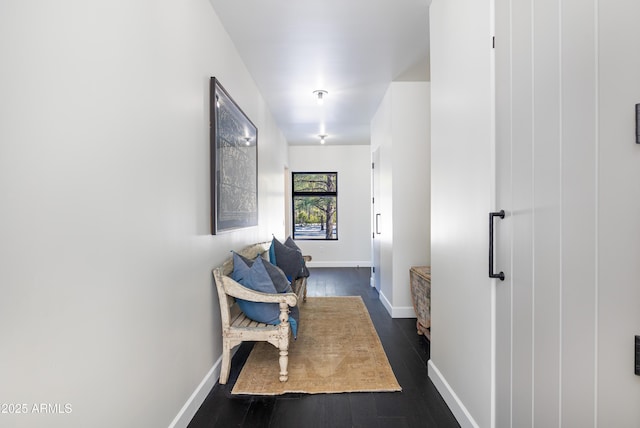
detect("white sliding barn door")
[494,0,569,425]
[431,0,640,426]
[494,0,640,426]
[597,1,640,425]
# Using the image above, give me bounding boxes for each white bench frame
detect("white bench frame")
[212,242,309,384]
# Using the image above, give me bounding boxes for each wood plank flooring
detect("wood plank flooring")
[188,267,460,428]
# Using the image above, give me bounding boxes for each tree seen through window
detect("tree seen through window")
[292,172,337,240]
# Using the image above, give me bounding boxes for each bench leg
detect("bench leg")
[279,348,289,382]
[277,301,290,382]
[219,340,231,384]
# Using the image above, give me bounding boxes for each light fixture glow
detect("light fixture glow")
[243,137,252,146]
[318,134,327,144]
[313,89,328,105]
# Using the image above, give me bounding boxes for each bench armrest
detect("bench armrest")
[219,275,298,307]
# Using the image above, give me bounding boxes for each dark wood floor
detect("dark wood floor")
[188,267,460,428]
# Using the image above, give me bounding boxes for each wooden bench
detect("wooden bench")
[212,242,310,384]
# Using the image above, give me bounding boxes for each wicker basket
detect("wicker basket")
[410,266,431,339]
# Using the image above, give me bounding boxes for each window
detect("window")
[292,172,338,240]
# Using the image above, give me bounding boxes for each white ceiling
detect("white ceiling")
[209,0,430,146]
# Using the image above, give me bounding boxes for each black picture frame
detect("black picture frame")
[636,103,640,144]
[210,77,258,234]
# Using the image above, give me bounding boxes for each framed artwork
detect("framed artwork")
[210,77,258,234]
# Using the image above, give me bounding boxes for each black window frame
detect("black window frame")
[292,172,338,240]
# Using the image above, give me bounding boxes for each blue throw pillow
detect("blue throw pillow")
[268,242,277,266]
[260,258,299,336]
[284,236,310,277]
[231,252,276,294]
[231,252,299,338]
[270,236,306,281]
[262,258,292,293]
[232,251,291,293]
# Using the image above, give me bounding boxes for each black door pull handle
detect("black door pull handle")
[489,210,505,281]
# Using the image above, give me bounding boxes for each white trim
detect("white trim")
[391,305,417,318]
[428,360,480,428]
[379,289,394,316]
[168,349,234,428]
[377,291,416,318]
[306,261,372,268]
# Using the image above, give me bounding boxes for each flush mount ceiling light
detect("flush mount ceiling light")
[318,134,327,144]
[313,89,328,105]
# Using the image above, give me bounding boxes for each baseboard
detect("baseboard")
[168,354,223,428]
[378,291,416,318]
[306,261,372,268]
[379,290,394,316]
[427,360,479,428]
[392,305,417,318]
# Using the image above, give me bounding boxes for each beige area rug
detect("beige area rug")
[231,296,402,395]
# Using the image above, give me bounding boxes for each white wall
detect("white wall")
[428,0,494,426]
[370,81,430,317]
[391,82,431,314]
[0,1,288,427]
[371,88,394,303]
[287,145,371,267]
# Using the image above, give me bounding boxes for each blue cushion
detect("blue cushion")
[262,256,292,293]
[284,236,310,277]
[231,253,276,294]
[232,251,291,293]
[270,236,306,281]
[268,242,277,266]
[231,252,299,338]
